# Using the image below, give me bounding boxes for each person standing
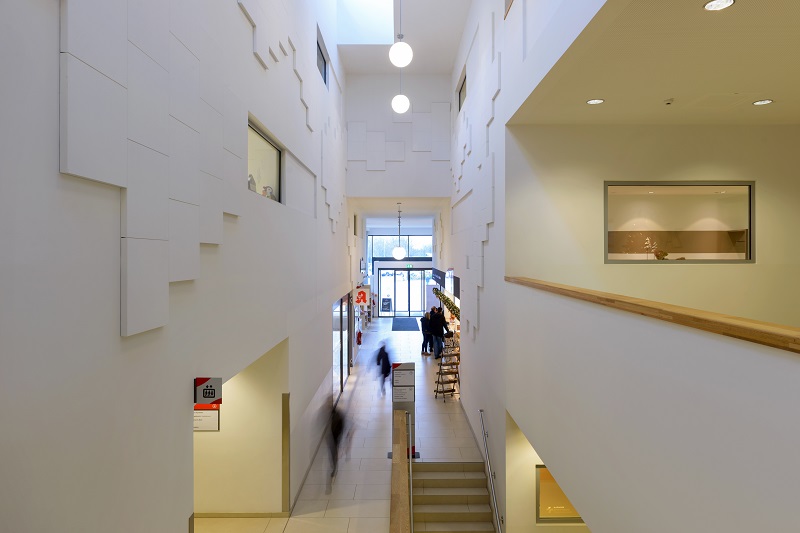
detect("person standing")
[327,404,345,492]
[420,312,432,355]
[430,307,450,359]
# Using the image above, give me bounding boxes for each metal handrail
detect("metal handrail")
[407,411,414,533]
[479,409,503,533]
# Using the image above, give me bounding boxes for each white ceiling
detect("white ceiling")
[339,0,471,75]
[350,197,448,234]
[511,0,800,125]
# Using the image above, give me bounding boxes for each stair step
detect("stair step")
[414,521,495,533]
[413,471,486,488]
[413,462,484,472]
[414,487,490,505]
[414,504,493,522]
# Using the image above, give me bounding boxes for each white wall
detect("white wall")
[345,74,453,198]
[505,282,800,533]
[506,125,800,327]
[0,1,349,531]
[194,340,289,513]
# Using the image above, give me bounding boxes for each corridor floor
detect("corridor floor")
[194,317,480,533]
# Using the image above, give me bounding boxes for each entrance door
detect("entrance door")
[378,268,431,317]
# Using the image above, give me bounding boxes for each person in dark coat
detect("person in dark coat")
[430,307,450,359]
[327,404,345,492]
[376,342,392,396]
[420,312,432,355]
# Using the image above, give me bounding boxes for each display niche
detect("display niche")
[605,182,754,263]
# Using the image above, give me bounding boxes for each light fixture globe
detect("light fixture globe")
[392,246,406,260]
[389,41,413,68]
[391,94,410,114]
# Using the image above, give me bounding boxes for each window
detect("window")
[317,42,327,85]
[536,466,583,524]
[605,182,754,262]
[247,126,281,201]
[457,75,467,111]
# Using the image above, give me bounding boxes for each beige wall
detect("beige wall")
[506,124,800,327]
[505,412,590,533]
[194,340,289,513]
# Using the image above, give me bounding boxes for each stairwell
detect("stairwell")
[412,462,496,533]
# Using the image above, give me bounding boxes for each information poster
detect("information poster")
[194,410,220,431]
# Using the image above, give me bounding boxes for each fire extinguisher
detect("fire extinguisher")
[357,331,362,345]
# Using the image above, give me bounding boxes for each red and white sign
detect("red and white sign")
[354,286,370,309]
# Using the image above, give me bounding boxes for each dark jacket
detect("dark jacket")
[377,346,391,377]
[420,316,431,334]
[429,312,449,337]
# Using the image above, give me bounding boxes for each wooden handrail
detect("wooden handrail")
[505,276,800,355]
[390,410,411,533]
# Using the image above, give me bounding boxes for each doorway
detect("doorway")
[377,268,431,317]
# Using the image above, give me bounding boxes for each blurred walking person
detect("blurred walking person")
[376,341,392,396]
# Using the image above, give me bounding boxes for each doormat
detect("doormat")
[392,317,420,331]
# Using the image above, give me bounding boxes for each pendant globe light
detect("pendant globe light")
[392,203,406,260]
[389,0,413,68]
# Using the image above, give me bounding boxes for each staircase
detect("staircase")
[412,462,495,532]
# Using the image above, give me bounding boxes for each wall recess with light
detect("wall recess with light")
[605,181,754,263]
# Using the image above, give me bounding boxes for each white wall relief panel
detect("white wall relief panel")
[169,117,200,205]
[366,131,386,171]
[237,0,269,69]
[412,113,432,152]
[199,32,225,114]
[121,237,168,337]
[169,35,200,132]
[223,150,244,217]
[169,0,201,58]
[127,43,169,155]
[128,0,169,69]
[392,109,413,123]
[169,199,199,282]
[284,153,316,218]
[61,0,127,87]
[122,141,169,240]
[60,53,127,187]
[386,141,405,162]
[199,173,223,245]
[347,121,367,161]
[223,89,247,158]
[199,101,224,179]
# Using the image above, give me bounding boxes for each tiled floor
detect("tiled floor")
[195,317,481,533]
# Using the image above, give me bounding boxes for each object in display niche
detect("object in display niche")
[262,185,277,201]
[248,174,257,192]
[654,249,668,260]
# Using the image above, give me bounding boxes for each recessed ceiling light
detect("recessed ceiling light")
[586,99,605,105]
[704,0,734,11]
[753,99,774,106]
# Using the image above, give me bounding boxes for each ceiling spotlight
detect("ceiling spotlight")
[392,94,410,114]
[704,0,734,11]
[389,40,413,68]
[587,99,605,105]
[753,99,774,106]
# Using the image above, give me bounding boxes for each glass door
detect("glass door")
[378,268,431,317]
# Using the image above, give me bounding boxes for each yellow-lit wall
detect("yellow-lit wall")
[505,412,590,532]
[194,339,289,513]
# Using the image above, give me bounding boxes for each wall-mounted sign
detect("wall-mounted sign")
[194,377,222,404]
[453,276,460,298]
[354,286,370,309]
[194,409,220,431]
[432,268,445,286]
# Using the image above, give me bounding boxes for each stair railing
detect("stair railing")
[407,411,414,533]
[479,409,503,533]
